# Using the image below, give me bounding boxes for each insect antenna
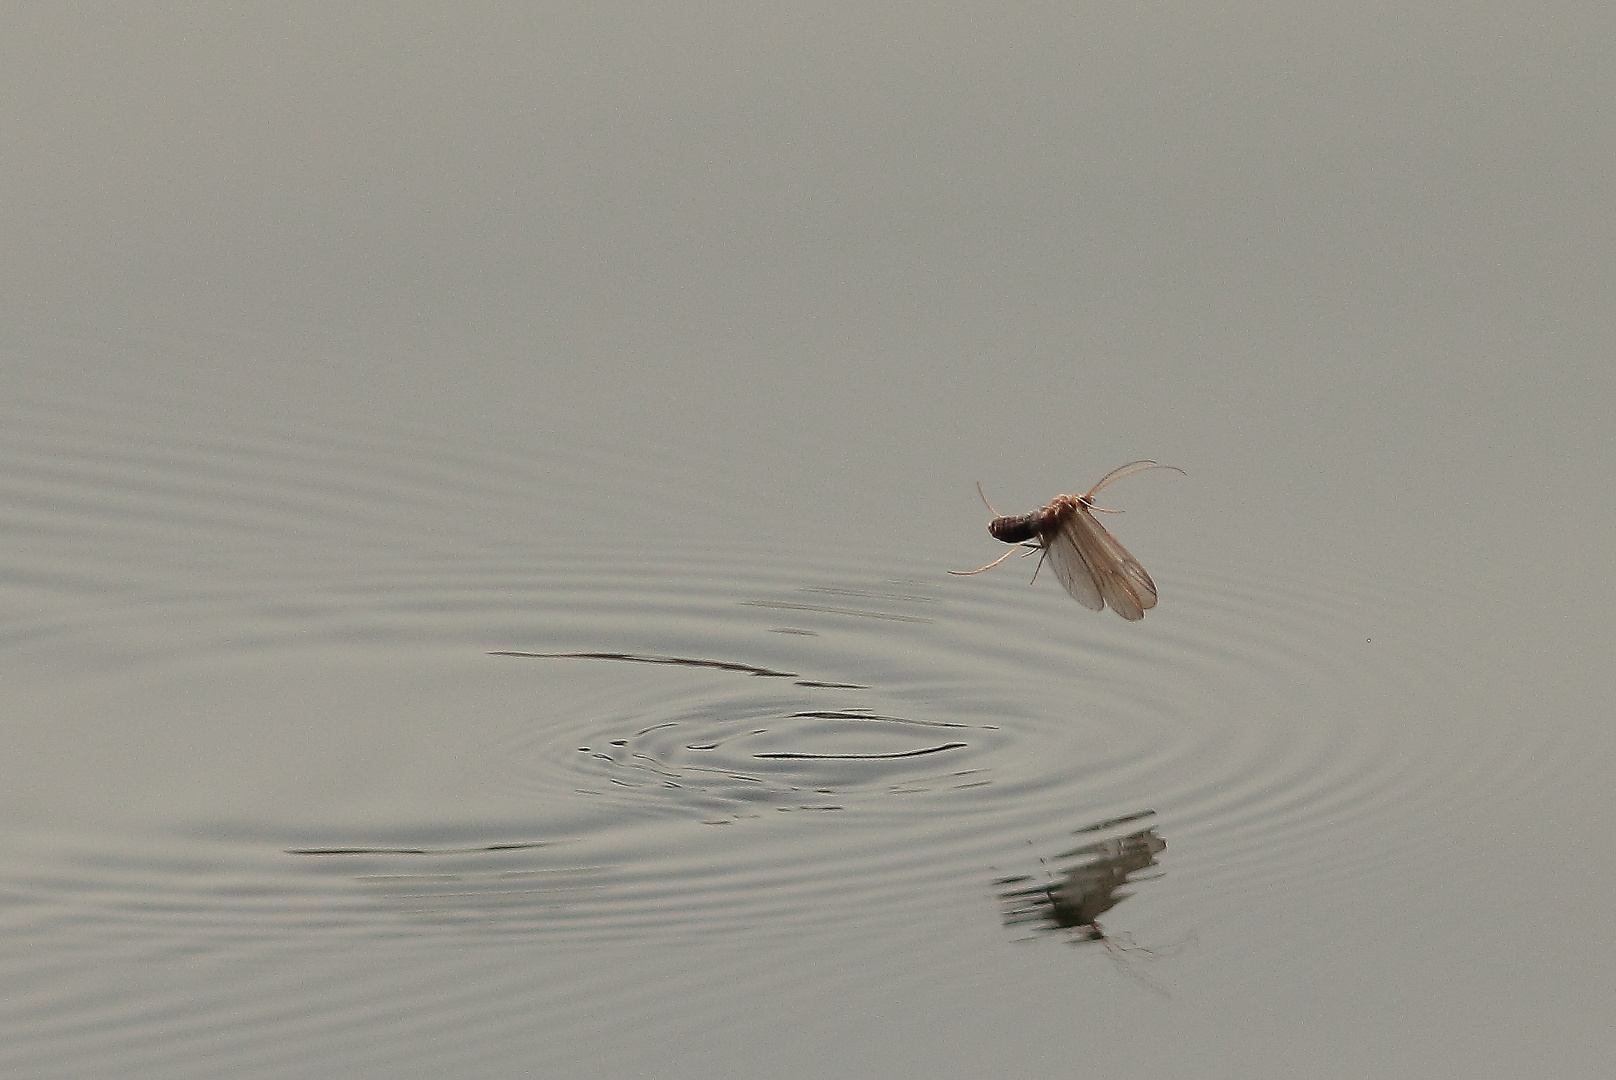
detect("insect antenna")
[974,481,1001,517]
[1085,460,1184,497]
[1083,460,1184,514]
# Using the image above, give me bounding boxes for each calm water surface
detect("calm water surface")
[2,6,1613,1078]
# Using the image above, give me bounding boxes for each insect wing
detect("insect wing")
[1042,519,1105,612]
[1050,508,1158,620]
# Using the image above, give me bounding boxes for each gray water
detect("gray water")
[3,6,1613,1078]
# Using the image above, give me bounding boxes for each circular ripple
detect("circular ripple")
[490,653,1004,821]
[1,339,1599,1076]
[0,361,1566,934]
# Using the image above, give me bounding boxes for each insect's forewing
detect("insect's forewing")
[1042,513,1105,612]
[1047,507,1158,620]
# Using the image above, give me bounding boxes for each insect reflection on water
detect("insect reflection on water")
[993,811,1191,994]
[950,460,1183,621]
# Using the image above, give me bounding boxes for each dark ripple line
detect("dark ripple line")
[490,650,871,690]
[287,841,550,857]
[788,710,977,729]
[490,651,796,677]
[753,742,967,760]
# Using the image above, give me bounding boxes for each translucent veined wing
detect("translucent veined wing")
[1041,509,1105,612]
[1079,507,1159,620]
[1046,504,1158,620]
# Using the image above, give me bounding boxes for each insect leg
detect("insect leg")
[948,547,1022,576]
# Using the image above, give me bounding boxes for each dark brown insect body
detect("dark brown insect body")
[951,461,1182,621]
[987,512,1043,545]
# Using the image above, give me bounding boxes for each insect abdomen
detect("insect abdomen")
[988,513,1042,545]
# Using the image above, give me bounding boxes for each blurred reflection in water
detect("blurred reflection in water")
[995,810,1167,945]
